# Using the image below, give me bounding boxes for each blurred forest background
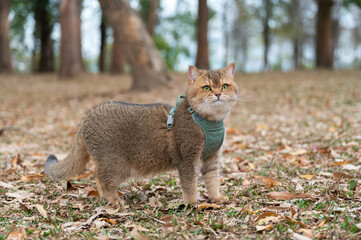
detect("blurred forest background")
[0,0,361,89]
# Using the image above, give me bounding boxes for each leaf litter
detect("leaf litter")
[1,71,361,239]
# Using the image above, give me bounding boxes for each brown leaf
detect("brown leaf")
[5,227,26,240]
[20,173,45,182]
[332,161,347,166]
[101,218,117,225]
[198,203,221,210]
[298,228,314,239]
[333,172,353,181]
[0,168,17,176]
[34,204,48,218]
[256,224,273,232]
[255,176,282,188]
[283,215,308,227]
[267,192,314,201]
[87,190,99,197]
[299,174,315,180]
[254,211,279,222]
[11,154,22,168]
[294,157,311,167]
[130,226,148,240]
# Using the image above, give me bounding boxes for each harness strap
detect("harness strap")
[167,95,185,130]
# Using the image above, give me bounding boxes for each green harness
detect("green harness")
[167,95,225,159]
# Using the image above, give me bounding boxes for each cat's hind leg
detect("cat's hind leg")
[94,160,129,209]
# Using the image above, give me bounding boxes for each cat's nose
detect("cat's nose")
[215,93,221,100]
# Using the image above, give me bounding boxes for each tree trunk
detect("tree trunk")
[98,15,107,72]
[59,0,84,78]
[98,0,171,91]
[262,0,272,71]
[34,0,55,72]
[195,0,209,69]
[223,1,229,67]
[146,0,158,37]
[316,0,334,69]
[0,0,13,73]
[291,0,302,69]
[110,30,125,74]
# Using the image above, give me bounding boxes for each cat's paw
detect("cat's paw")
[108,199,125,210]
[210,195,228,204]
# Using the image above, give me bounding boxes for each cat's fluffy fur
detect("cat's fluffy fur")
[44,63,238,208]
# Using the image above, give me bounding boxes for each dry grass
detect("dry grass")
[0,70,361,239]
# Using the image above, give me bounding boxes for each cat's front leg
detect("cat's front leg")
[177,160,198,205]
[201,150,227,203]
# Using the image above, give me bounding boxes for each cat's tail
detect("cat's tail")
[44,133,90,180]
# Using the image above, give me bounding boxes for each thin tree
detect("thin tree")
[0,0,13,73]
[110,30,125,74]
[316,0,334,68]
[99,14,107,72]
[261,0,272,70]
[98,0,171,90]
[195,0,209,69]
[59,0,84,78]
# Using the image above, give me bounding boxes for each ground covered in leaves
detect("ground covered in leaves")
[1,70,361,239]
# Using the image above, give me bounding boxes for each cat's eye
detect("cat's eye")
[222,84,229,90]
[203,86,211,91]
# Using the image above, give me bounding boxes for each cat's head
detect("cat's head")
[186,63,238,121]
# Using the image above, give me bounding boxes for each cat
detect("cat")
[44,63,238,208]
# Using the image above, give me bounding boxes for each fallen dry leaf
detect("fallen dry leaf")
[20,173,45,182]
[299,174,314,180]
[34,204,48,218]
[298,228,314,239]
[255,176,282,188]
[333,171,353,181]
[256,224,273,232]
[254,211,279,222]
[101,218,117,225]
[332,161,347,166]
[267,192,314,201]
[0,168,17,176]
[11,154,22,168]
[130,226,148,240]
[283,215,308,227]
[198,203,221,210]
[5,227,26,240]
[294,157,311,167]
[71,171,94,180]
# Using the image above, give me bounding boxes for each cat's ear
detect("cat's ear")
[188,65,200,84]
[223,63,236,77]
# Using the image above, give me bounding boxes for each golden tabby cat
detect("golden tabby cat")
[45,63,238,208]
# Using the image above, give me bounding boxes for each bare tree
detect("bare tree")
[110,30,125,74]
[98,0,171,90]
[0,0,13,73]
[59,0,84,78]
[316,0,334,68]
[99,15,107,72]
[195,0,209,69]
[261,0,273,70]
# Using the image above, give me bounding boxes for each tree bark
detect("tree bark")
[262,0,272,71]
[98,15,107,72]
[316,0,334,69]
[33,0,55,72]
[0,0,13,73]
[98,0,171,91]
[110,30,125,74]
[59,0,84,78]
[146,0,158,37]
[195,0,209,69]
